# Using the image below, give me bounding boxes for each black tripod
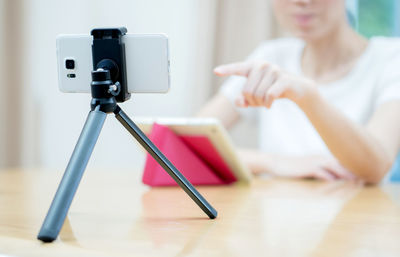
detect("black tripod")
[37,28,217,243]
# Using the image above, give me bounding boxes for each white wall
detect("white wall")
[22,0,217,169]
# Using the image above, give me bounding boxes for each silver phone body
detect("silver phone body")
[56,34,170,93]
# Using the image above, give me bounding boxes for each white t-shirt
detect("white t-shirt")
[220,37,400,159]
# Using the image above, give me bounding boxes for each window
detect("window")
[354,0,400,37]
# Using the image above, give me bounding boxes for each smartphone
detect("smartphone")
[56,33,170,93]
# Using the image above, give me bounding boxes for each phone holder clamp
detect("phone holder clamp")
[91,27,130,103]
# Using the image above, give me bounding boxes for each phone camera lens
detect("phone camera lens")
[65,59,75,69]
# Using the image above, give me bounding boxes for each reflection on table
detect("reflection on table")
[0,169,399,257]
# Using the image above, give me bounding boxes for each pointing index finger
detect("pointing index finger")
[213,62,253,77]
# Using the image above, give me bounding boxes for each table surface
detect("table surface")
[0,168,399,257]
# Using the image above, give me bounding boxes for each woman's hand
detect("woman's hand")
[214,61,317,108]
[270,155,357,181]
[238,149,357,182]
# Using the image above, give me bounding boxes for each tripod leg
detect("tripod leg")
[114,106,217,219]
[37,109,107,242]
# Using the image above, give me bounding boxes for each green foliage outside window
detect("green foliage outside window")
[357,0,399,37]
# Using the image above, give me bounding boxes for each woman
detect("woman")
[198,0,400,184]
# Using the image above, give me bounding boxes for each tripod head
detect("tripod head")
[90,69,120,113]
[91,27,130,103]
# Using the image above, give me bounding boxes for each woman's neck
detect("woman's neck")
[301,25,368,83]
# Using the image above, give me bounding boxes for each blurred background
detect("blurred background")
[0,0,399,171]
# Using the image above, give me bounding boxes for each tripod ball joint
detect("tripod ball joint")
[91,69,121,97]
[90,69,118,113]
[91,69,115,98]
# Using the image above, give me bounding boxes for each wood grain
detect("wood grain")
[0,169,399,257]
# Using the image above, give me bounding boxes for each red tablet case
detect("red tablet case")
[142,123,237,186]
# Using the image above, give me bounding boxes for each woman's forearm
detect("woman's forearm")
[237,149,357,180]
[213,60,395,183]
[196,93,240,129]
[298,91,392,183]
[237,148,276,175]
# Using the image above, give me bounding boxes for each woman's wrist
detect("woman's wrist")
[295,81,323,113]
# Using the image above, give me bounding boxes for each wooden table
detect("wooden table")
[0,168,399,257]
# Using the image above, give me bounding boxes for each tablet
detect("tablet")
[135,117,252,184]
